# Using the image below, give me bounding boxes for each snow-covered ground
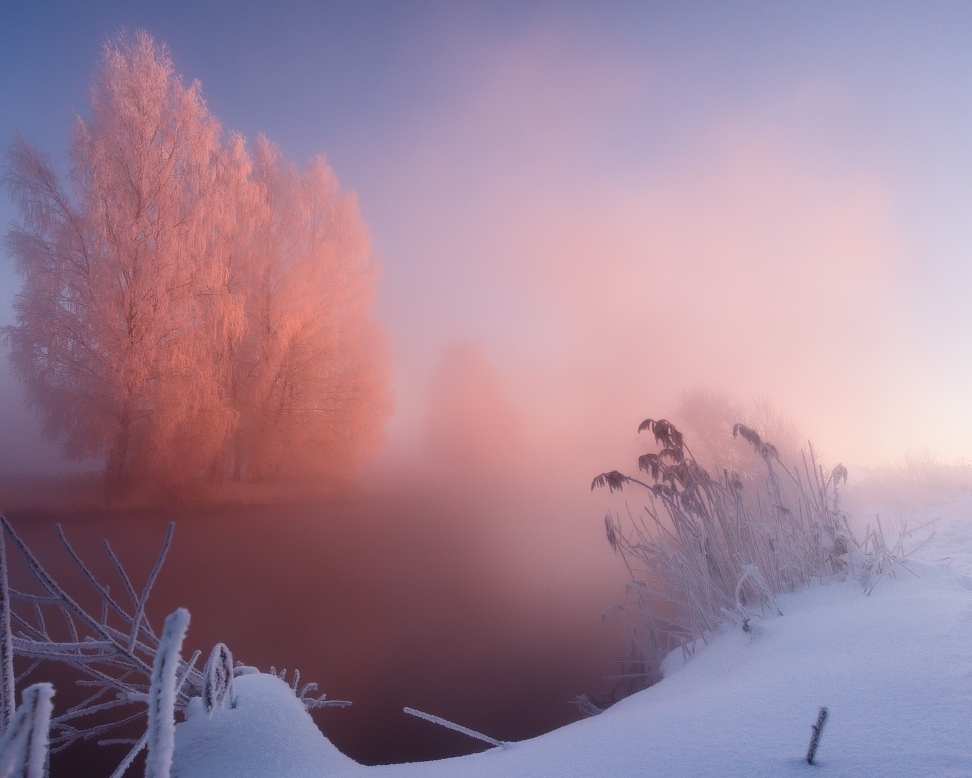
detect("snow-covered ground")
[172,494,972,777]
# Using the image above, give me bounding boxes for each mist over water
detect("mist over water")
[3,466,628,772]
[4,8,972,776]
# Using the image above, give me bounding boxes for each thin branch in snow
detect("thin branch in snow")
[806,706,828,765]
[569,695,604,717]
[403,707,510,749]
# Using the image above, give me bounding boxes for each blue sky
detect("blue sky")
[3,1,972,473]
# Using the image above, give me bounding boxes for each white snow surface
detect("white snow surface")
[172,497,972,777]
[171,673,355,777]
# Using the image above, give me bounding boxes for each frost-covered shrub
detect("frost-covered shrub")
[593,418,866,691]
[0,517,202,767]
[0,514,348,777]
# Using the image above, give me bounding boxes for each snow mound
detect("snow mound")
[171,672,356,778]
[173,500,972,777]
[361,554,972,776]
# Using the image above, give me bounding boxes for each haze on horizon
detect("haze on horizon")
[2,2,972,483]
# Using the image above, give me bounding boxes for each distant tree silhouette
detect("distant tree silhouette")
[423,342,524,475]
[672,389,803,480]
[3,31,390,494]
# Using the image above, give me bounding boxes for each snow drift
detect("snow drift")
[165,498,972,777]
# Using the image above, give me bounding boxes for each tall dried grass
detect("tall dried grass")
[592,418,893,695]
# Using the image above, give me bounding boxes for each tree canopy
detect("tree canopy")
[3,31,392,493]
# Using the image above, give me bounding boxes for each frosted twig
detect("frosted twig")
[403,706,509,749]
[111,646,199,778]
[0,531,14,733]
[0,514,205,763]
[569,695,604,717]
[108,733,146,778]
[806,706,828,764]
[202,643,235,713]
[102,539,140,609]
[0,682,54,778]
[13,660,41,686]
[128,523,173,652]
[145,608,189,778]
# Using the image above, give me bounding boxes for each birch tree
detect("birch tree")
[3,31,390,492]
[5,32,238,491]
[226,136,390,482]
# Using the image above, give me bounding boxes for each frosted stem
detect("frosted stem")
[145,609,189,778]
[403,707,508,749]
[0,532,15,734]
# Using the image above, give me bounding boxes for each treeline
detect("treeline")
[3,31,391,492]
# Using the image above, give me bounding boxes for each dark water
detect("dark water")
[2,483,626,775]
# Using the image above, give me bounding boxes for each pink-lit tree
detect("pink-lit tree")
[224,136,391,483]
[3,31,390,493]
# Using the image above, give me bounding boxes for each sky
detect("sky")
[2,1,972,476]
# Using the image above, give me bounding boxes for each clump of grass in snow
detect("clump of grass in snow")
[593,418,905,694]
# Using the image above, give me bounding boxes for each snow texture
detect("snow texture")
[146,609,189,778]
[364,566,972,777]
[169,497,972,777]
[171,673,355,778]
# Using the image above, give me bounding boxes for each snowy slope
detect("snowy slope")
[172,674,356,778]
[172,499,972,778]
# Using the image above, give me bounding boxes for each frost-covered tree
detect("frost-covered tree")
[3,31,390,492]
[224,136,390,482]
[4,32,236,491]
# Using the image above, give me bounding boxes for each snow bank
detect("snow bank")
[171,673,356,778]
[171,502,972,777]
[360,562,972,777]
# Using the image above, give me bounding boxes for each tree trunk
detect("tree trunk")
[105,419,130,497]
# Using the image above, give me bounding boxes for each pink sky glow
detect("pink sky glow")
[2,3,971,476]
